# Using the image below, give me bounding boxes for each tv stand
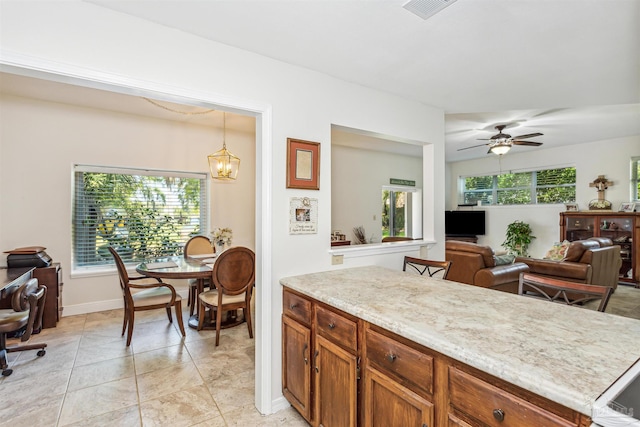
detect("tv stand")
[445,235,478,243]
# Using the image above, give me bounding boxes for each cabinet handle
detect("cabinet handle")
[493,409,505,422]
[386,352,397,363]
[303,343,308,365]
[328,322,336,330]
[314,350,319,373]
[356,357,361,380]
[289,303,298,310]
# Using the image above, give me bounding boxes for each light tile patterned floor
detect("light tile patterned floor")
[2,284,639,426]
[0,306,308,427]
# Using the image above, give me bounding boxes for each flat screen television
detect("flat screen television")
[445,210,486,236]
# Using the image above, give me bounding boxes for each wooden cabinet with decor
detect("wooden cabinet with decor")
[33,263,63,329]
[560,211,640,286]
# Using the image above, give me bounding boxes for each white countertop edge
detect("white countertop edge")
[328,239,436,258]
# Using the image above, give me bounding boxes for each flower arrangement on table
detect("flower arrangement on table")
[210,227,233,248]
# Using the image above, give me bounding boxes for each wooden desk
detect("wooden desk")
[1,267,34,304]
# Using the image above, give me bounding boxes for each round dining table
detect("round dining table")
[136,254,243,329]
[136,256,218,329]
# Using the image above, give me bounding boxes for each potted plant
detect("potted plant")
[502,220,535,257]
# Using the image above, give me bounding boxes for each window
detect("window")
[461,167,576,206]
[632,157,640,202]
[382,187,422,238]
[73,165,208,270]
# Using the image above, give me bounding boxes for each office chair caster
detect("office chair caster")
[2,368,12,376]
[37,349,46,357]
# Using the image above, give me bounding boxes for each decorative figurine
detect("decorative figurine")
[588,175,613,210]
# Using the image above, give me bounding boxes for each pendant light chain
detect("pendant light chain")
[142,97,216,115]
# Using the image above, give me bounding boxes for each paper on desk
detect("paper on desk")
[189,253,217,259]
[145,261,178,269]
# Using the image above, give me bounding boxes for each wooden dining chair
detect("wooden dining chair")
[108,247,186,346]
[197,246,255,346]
[403,256,452,279]
[518,273,613,312]
[184,235,214,316]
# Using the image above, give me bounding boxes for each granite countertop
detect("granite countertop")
[280,265,640,417]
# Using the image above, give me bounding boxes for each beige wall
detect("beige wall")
[0,92,256,307]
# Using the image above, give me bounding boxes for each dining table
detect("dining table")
[135,255,242,330]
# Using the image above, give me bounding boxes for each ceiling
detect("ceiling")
[7,1,640,161]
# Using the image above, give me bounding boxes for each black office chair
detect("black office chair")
[0,278,47,376]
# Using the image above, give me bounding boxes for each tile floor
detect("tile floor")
[0,306,308,427]
[2,284,639,426]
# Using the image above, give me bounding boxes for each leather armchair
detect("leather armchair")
[515,237,621,290]
[445,241,529,293]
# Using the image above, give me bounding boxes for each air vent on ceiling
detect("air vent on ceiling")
[403,0,458,20]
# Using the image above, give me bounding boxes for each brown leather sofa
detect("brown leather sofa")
[445,240,530,293]
[515,237,621,290]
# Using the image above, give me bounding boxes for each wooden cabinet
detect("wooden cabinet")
[282,288,359,426]
[282,291,313,421]
[560,212,640,286]
[363,325,434,427]
[448,366,575,427]
[33,263,62,329]
[282,286,589,427]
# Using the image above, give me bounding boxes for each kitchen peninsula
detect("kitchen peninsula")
[280,266,640,427]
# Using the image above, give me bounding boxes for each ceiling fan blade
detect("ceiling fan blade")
[512,132,543,139]
[458,143,490,151]
[512,141,543,146]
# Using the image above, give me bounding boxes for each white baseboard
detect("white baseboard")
[61,290,189,317]
[269,395,292,414]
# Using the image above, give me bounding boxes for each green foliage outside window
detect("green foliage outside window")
[462,167,576,206]
[74,170,205,268]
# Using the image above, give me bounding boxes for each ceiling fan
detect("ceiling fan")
[458,124,543,155]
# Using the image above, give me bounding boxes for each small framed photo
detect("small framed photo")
[619,202,636,212]
[289,197,318,234]
[565,203,579,212]
[287,138,320,190]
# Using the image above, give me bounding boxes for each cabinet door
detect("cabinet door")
[314,334,358,427]
[282,315,312,422]
[363,366,434,427]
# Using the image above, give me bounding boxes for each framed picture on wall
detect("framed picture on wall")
[287,138,320,190]
[289,197,318,234]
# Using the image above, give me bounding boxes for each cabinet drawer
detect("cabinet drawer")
[365,328,433,395]
[283,289,312,325]
[449,367,575,427]
[315,305,357,352]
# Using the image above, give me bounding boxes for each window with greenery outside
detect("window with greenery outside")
[73,167,207,269]
[462,167,576,206]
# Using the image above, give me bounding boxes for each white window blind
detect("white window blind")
[73,165,208,269]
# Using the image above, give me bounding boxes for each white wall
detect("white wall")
[331,144,423,244]
[0,1,445,413]
[446,135,640,258]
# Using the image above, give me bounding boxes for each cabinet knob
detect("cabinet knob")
[386,353,397,363]
[328,322,336,330]
[289,303,298,310]
[493,409,505,422]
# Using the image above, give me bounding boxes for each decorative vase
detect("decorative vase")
[215,242,226,253]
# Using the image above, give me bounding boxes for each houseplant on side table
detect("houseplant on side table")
[502,220,535,257]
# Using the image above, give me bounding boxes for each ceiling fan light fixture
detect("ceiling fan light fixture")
[490,143,511,156]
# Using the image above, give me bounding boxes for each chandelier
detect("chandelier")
[208,112,240,181]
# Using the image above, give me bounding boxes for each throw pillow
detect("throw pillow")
[494,254,515,265]
[543,240,570,260]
